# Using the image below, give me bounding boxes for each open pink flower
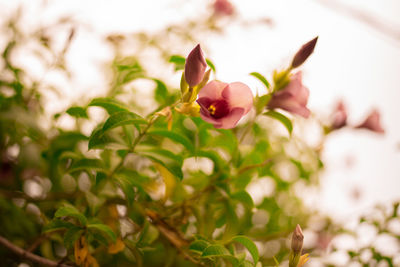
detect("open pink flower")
[196,80,253,129]
[356,109,384,133]
[185,44,207,87]
[268,71,310,118]
[331,100,347,130]
[213,0,234,16]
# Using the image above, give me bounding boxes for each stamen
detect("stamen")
[208,105,216,115]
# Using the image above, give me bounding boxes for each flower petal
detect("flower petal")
[199,109,222,127]
[269,95,310,118]
[215,107,245,129]
[221,82,253,113]
[285,72,309,106]
[198,80,228,100]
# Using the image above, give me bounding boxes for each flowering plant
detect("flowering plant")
[0,3,395,267]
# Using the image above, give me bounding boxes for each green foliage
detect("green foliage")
[250,72,271,90]
[0,6,395,267]
[54,205,88,226]
[263,110,293,135]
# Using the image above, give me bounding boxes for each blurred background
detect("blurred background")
[1,0,399,265]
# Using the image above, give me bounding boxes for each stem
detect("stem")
[0,235,73,267]
[238,159,272,175]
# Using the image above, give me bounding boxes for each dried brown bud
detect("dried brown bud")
[291,36,318,69]
[291,224,304,254]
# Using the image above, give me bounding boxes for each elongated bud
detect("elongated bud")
[184,44,207,87]
[291,224,304,254]
[291,36,318,69]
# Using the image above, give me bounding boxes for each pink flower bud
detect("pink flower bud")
[184,44,207,87]
[291,224,304,254]
[356,109,384,134]
[331,100,347,130]
[268,71,310,118]
[291,37,318,69]
[213,0,234,16]
[196,80,253,129]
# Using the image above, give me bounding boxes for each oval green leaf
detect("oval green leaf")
[263,110,293,135]
[88,223,117,243]
[66,106,88,118]
[68,158,105,173]
[148,130,194,153]
[232,236,259,264]
[102,111,147,132]
[88,98,130,114]
[250,72,270,90]
[55,206,87,226]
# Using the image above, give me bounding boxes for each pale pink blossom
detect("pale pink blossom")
[213,0,234,16]
[196,80,253,129]
[268,71,310,118]
[331,100,347,130]
[184,44,207,87]
[356,109,384,133]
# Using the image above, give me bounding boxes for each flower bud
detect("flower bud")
[356,109,384,134]
[268,72,310,118]
[291,224,304,254]
[213,0,235,16]
[291,36,318,69]
[331,100,347,130]
[184,44,207,87]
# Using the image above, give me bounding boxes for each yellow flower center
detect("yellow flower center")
[208,105,216,115]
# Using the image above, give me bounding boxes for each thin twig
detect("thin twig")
[238,159,272,175]
[0,235,73,267]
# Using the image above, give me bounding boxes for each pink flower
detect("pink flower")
[213,0,234,16]
[356,109,384,133]
[268,71,310,118]
[184,44,207,87]
[196,80,253,129]
[331,100,347,130]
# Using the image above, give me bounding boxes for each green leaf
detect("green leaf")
[136,147,183,179]
[189,240,210,253]
[63,226,83,249]
[102,111,147,133]
[152,79,168,105]
[201,244,231,258]
[42,220,76,233]
[196,150,223,172]
[231,191,254,209]
[137,222,159,247]
[88,98,130,114]
[169,55,185,71]
[263,110,293,135]
[66,106,88,118]
[90,231,109,246]
[49,132,88,152]
[206,58,216,73]
[201,244,239,265]
[250,72,270,90]
[239,260,255,267]
[55,206,87,226]
[232,236,259,264]
[114,168,151,204]
[88,223,117,243]
[68,158,105,173]
[254,94,271,114]
[88,126,112,150]
[148,130,195,153]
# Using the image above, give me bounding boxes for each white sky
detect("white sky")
[1,0,400,224]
